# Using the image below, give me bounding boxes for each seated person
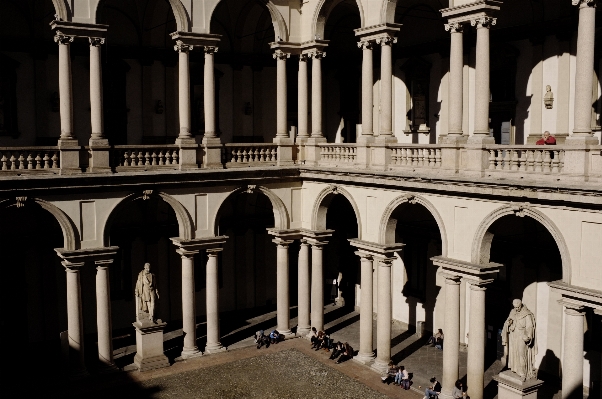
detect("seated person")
[430,377,442,394]
[536,131,556,145]
[394,367,403,386]
[254,330,265,349]
[311,330,325,349]
[269,330,280,344]
[308,327,318,346]
[400,366,410,390]
[427,329,443,345]
[452,380,465,399]
[381,361,397,384]
[330,341,344,360]
[425,385,439,399]
[320,334,333,351]
[335,342,354,364]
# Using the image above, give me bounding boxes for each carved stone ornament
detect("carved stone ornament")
[544,85,554,109]
[376,35,397,46]
[572,0,595,6]
[299,53,310,62]
[444,22,464,33]
[245,185,257,194]
[54,32,74,45]
[273,50,290,60]
[470,17,497,28]
[89,37,105,47]
[329,185,340,195]
[402,194,418,205]
[204,46,218,55]
[307,49,326,60]
[16,197,27,208]
[142,190,153,200]
[174,40,193,53]
[510,203,530,217]
[357,39,374,50]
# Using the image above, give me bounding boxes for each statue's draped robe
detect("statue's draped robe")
[502,306,538,379]
[135,271,156,313]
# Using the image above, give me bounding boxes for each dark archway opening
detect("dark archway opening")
[0,203,65,378]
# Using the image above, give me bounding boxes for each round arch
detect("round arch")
[92,0,189,31]
[311,185,362,238]
[51,0,70,21]
[378,193,448,256]
[102,191,194,246]
[212,185,290,235]
[471,204,571,283]
[313,0,364,40]
[0,197,79,250]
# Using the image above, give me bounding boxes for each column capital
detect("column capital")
[299,53,310,62]
[54,32,74,45]
[432,256,502,281]
[207,247,223,255]
[466,278,494,290]
[55,246,119,265]
[375,35,397,46]
[445,22,465,33]
[374,256,396,267]
[95,259,114,270]
[272,237,294,247]
[441,272,462,284]
[170,236,228,253]
[273,49,291,60]
[559,298,586,315]
[62,261,85,272]
[89,37,105,47]
[471,16,497,28]
[305,48,326,59]
[175,248,199,258]
[572,0,596,7]
[348,238,404,257]
[204,46,219,55]
[354,251,373,260]
[174,40,193,53]
[357,39,375,50]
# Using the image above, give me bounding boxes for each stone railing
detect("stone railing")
[318,144,357,166]
[0,147,60,173]
[486,145,565,175]
[389,145,442,169]
[224,144,278,166]
[112,145,180,170]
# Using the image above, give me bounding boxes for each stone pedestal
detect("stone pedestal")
[132,320,170,372]
[494,370,543,399]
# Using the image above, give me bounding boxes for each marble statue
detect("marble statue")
[135,263,160,323]
[501,299,538,381]
[544,85,554,109]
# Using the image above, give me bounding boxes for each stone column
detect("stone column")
[55,33,74,140]
[96,260,116,370]
[89,38,105,142]
[310,241,325,331]
[178,249,202,358]
[441,275,461,399]
[372,257,393,373]
[205,248,225,353]
[310,50,325,139]
[359,39,375,142]
[298,55,310,140]
[275,50,290,139]
[467,282,489,399]
[297,239,311,336]
[445,22,465,137]
[377,36,396,142]
[175,40,193,140]
[355,252,375,364]
[64,262,87,377]
[470,17,495,138]
[562,302,585,399]
[572,0,597,139]
[274,238,293,335]
[204,46,218,139]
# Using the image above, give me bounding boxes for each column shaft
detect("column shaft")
[360,42,374,138]
[562,305,585,399]
[311,54,323,138]
[276,52,288,138]
[473,22,491,135]
[467,285,487,399]
[66,266,86,375]
[448,26,464,135]
[442,276,461,398]
[205,251,223,352]
[276,242,291,334]
[96,264,114,367]
[57,36,74,139]
[298,56,309,139]
[573,1,597,136]
[181,254,200,356]
[311,244,324,331]
[379,40,393,137]
[297,241,311,335]
[89,40,104,140]
[357,254,375,362]
[374,258,392,371]
[204,48,217,138]
[177,46,192,139]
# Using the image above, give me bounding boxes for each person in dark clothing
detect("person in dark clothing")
[335,342,354,364]
[311,330,325,349]
[430,377,442,394]
[330,341,344,360]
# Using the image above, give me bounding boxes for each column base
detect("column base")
[177,347,203,361]
[132,321,170,372]
[370,358,390,374]
[97,361,119,374]
[202,137,223,169]
[297,327,311,337]
[353,352,375,365]
[132,353,170,372]
[58,138,82,175]
[493,370,543,399]
[374,135,397,144]
[205,343,227,354]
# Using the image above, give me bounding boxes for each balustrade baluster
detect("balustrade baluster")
[435,149,441,168]
[26,154,34,169]
[158,150,165,166]
[509,150,518,171]
[151,151,157,166]
[518,151,526,171]
[43,153,51,169]
[543,151,551,173]
[488,150,496,170]
[534,151,543,172]
[172,151,179,165]
[1,154,7,171]
[51,153,59,169]
[551,151,560,173]
[10,154,17,170]
[559,151,565,172]
[495,151,503,170]
[427,149,434,167]
[271,148,277,161]
[526,150,534,172]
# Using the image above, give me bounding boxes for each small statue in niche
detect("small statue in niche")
[544,85,554,109]
[135,262,160,323]
[501,299,538,381]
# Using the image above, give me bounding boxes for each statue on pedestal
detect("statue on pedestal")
[501,299,538,381]
[135,263,159,323]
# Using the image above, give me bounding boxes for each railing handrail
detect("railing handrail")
[224,143,277,147]
[486,144,568,150]
[318,143,357,147]
[113,144,180,149]
[387,143,442,149]
[0,146,60,151]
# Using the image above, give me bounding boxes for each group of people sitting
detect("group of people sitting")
[308,327,354,364]
[382,362,411,390]
[254,329,281,349]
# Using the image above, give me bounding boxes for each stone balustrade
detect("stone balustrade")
[486,145,565,174]
[0,147,60,173]
[318,144,357,165]
[224,144,278,166]
[388,145,442,169]
[112,145,180,170]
